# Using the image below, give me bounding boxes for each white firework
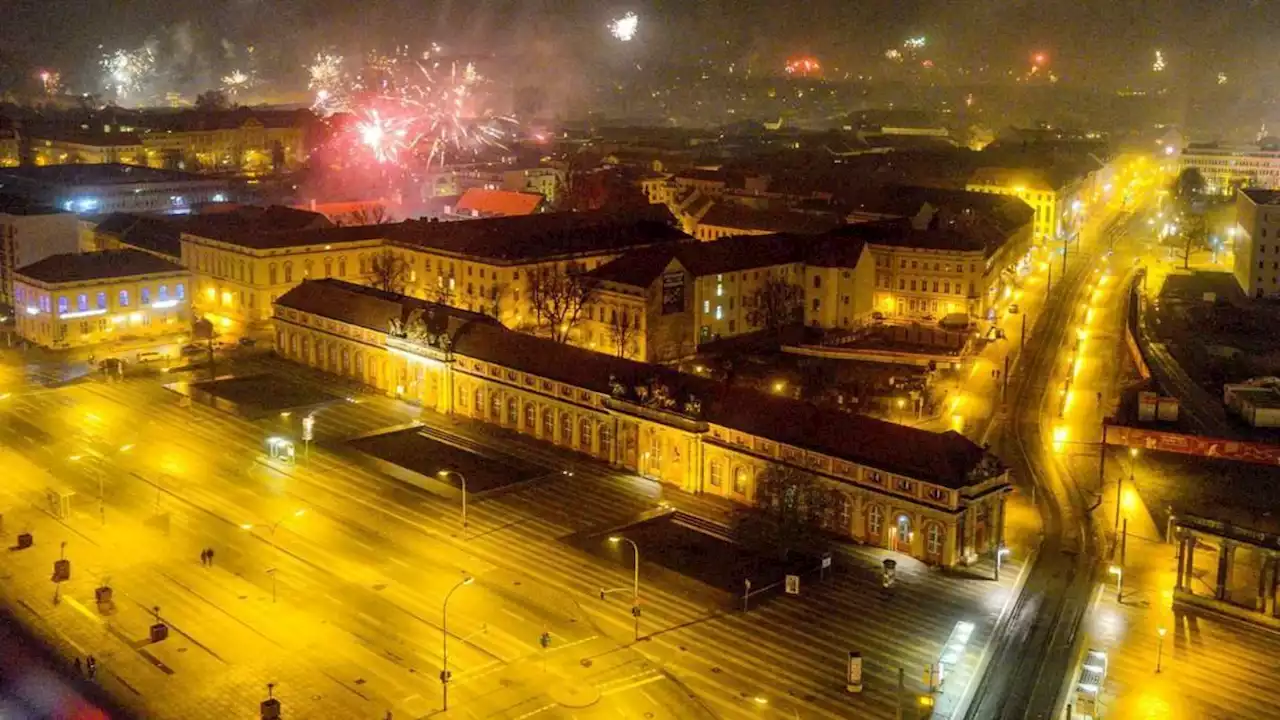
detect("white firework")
[100,46,156,101]
[308,52,349,114]
[1153,50,1166,73]
[609,12,639,42]
[221,69,256,97]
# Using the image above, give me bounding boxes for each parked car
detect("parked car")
[180,344,205,357]
[1008,304,1020,315]
[237,337,257,347]
[136,351,166,363]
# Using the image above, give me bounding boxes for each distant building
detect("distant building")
[1180,143,1280,196]
[448,188,545,219]
[0,125,21,168]
[424,164,565,205]
[31,131,146,167]
[273,277,1012,568]
[692,202,844,242]
[1233,188,1280,298]
[13,249,190,349]
[0,195,82,308]
[966,166,1089,245]
[0,164,234,215]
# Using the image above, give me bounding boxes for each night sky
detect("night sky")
[2,0,1275,89]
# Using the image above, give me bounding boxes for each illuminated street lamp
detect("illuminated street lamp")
[441,576,475,712]
[609,535,642,640]
[1156,627,1167,672]
[994,546,1011,581]
[1109,565,1123,601]
[1117,448,1138,536]
[438,470,467,532]
[240,508,306,602]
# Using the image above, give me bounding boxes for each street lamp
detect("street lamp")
[240,508,306,603]
[438,470,467,532]
[1117,448,1138,536]
[1109,565,1123,602]
[441,576,474,712]
[994,546,1011,581]
[1156,627,1167,672]
[609,535,641,640]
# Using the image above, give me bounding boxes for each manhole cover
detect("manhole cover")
[580,659,593,668]
[513,581,521,586]
[355,678,366,685]
[499,678,512,688]
[372,584,387,592]
[177,647,187,653]
[711,667,721,674]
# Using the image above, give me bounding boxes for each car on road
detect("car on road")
[1008,303,1020,315]
[136,351,166,363]
[180,344,206,357]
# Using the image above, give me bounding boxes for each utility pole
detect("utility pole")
[1002,354,1010,403]
[1020,312,1027,356]
[895,667,905,720]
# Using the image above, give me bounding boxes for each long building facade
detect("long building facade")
[273,278,1012,568]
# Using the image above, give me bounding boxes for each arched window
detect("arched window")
[304,259,314,278]
[507,397,518,425]
[524,403,536,431]
[560,412,573,445]
[283,261,294,283]
[599,424,613,458]
[474,388,484,415]
[732,467,748,494]
[338,258,347,277]
[324,257,333,277]
[490,392,502,422]
[340,348,350,374]
[541,408,554,438]
[926,523,944,558]
[579,418,593,451]
[288,333,298,356]
[239,260,246,281]
[299,336,310,363]
[354,352,364,377]
[868,505,884,537]
[709,461,723,487]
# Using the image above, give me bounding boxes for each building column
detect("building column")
[942,518,958,568]
[1174,531,1187,591]
[1256,554,1274,613]
[851,493,866,540]
[995,494,1008,553]
[1215,541,1235,602]
[1184,535,1197,595]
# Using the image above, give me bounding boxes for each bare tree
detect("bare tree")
[1170,213,1210,270]
[368,249,411,294]
[528,263,599,343]
[746,276,804,334]
[731,464,838,560]
[607,308,641,359]
[336,204,393,227]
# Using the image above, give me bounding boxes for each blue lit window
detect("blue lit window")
[77,294,87,311]
[119,290,130,307]
[158,285,168,301]
[176,283,186,300]
[96,292,106,309]
[57,296,68,314]
[141,288,151,305]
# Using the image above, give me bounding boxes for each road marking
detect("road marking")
[499,607,527,624]
[511,702,557,720]
[600,671,664,695]
[547,634,599,653]
[63,595,104,626]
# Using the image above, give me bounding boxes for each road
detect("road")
[0,350,1027,719]
[961,180,1159,719]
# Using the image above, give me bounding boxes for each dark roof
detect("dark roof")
[1241,188,1280,205]
[389,208,688,262]
[179,206,355,249]
[0,163,217,187]
[0,193,63,216]
[17,249,185,284]
[188,222,389,250]
[275,279,995,488]
[698,202,844,235]
[834,219,988,253]
[33,131,143,146]
[274,279,499,336]
[846,185,1033,233]
[116,215,185,258]
[589,231,868,286]
[140,108,312,133]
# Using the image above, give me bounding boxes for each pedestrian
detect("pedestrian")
[73,657,82,676]
[206,548,214,567]
[86,655,96,679]
[200,549,209,566]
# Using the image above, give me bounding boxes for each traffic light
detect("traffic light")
[539,632,551,649]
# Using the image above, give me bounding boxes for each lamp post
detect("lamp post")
[1109,565,1123,602]
[240,509,306,603]
[438,470,467,532]
[1156,627,1166,672]
[609,535,641,640]
[441,576,474,712]
[1117,448,1138,536]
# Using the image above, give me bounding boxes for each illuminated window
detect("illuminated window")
[76,294,87,311]
[57,296,68,314]
[176,283,185,300]
[158,285,168,301]
[926,524,943,556]
[868,505,883,535]
[732,467,748,494]
[703,300,710,313]
[96,292,107,309]
[141,288,151,305]
[118,290,130,307]
[709,461,723,487]
[715,305,722,320]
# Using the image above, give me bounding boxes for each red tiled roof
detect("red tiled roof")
[455,189,544,217]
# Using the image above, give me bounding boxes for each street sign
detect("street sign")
[846,651,863,693]
[821,553,832,569]
[785,575,800,595]
[302,415,315,442]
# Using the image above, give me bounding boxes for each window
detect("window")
[458,385,469,408]
[703,300,710,313]
[474,388,484,414]
[866,470,884,485]
[118,290,130,307]
[490,392,501,421]
[339,258,347,277]
[811,298,820,311]
[579,418,593,450]
[97,292,107,309]
[898,279,905,290]
[560,412,573,444]
[928,487,948,502]
[57,296,68,314]
[324,257,333,277]
[709,461,723,487]
[542,408,554,438]
[524,403,536,431]
[813,275,821,289]
[158,285,168,301]
[926,524,943,556]
[304,260,314,278]
[176,283,185,300]
[600,425,613,457]
[732,467,748,494]
[141,287,151,305]
[715,305,722,320]
[284,262,293,283]
[269,264,278,284]
[896,477,914,493]
[76,294,88,311]
[868,505,883,535]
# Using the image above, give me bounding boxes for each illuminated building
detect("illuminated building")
[966,166,1088,245]
[32,132,147,167]
[0,195,81,307]
[1179,143,1280,196]
[0,125,20,168]
[13,249,189,348]
[0,164,234,215]
[424,164,565,204]
[273,278,1011,568]
[1232,188,1280,298]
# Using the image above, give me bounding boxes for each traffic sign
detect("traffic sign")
[846,651,863,693]
[821,553,832,569]
[785,575,800,595]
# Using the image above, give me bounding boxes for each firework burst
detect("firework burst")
[100,46,156,101]
[609,12,640,42]
[220,69,257,98]
[308,52,349,115]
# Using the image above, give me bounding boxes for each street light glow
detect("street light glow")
[609,535,623,544]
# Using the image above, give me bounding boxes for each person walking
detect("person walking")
[206,548,214,567]
[86,655,97,679]
[200,549,208,566]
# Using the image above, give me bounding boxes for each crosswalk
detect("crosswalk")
[0,368,1025,719]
